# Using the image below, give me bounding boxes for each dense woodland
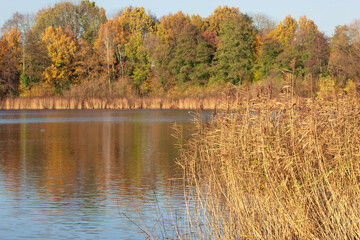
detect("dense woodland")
[0,0,359,98]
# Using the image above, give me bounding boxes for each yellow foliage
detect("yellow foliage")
[344,79,359,105]
[41,27,77,90]
[344,79,356,94]
[255,34,263,57]
[270,15,297,45]
[0,27,22,70]
[205,6,240,33]
[317,76,336,101]
[6,28,22,57]
[298,16,318,34]
[190,14,205,32]
[157,11,190,44]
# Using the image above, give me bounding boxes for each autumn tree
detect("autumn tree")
[121,7,157,92]
[252,13,276,36]
[205,6,241,35]
[95,7,156,93]
[151,12,192,87]
[297,17,329,76]
[2,12,36,90]
[190,14,205,33]
[34,0,106,45]
[155,12,195,84]
[157,11,191,45]
[41,26,77,93]
[3,1,106,90]
[72,39,102,83]
[257,15,329,77]
[251,13,277,72]
[95,21,116,88]
[271,15,298,46]
[77,0,107,44]
[267,15,300,73]
[211,13,257,84]
[202,6,242,50]
[125,32,151,91]
[0,28,22,96]
[329,20,360,82]
[22,29,50,85]
[152,12,214,86]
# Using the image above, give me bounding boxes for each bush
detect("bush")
[25,82,55,97]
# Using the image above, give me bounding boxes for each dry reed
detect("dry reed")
[0,96,225,110]
[177,82,360,239]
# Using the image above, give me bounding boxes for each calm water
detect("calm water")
[0,110,207,239]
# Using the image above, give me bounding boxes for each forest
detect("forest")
[0,0,359,99]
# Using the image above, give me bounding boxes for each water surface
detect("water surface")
[0,110,206,239]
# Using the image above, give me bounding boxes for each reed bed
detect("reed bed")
[178,85,360,239]
[0,96,223,110]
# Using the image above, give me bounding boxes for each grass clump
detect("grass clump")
[178,79,360,239]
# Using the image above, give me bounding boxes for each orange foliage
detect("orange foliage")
[0,27,22,95]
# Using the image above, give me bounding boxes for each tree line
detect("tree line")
[0,0,359,97]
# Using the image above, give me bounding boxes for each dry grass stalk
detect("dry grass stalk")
[178,84,360,239]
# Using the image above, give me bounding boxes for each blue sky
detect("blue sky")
[1,0,359,36]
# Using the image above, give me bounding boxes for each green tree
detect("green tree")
[125,32,151,92]
[78,0,107,44]
[171,22,198,83]
[192,40,214,84]
[153,12,213,86]
[202,6,242,50]
[121,7,157,91]
[256,37,283,77]
[211,14,257,84]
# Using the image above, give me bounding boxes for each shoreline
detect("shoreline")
[0,96,229,110]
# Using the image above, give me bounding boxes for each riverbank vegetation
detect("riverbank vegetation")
[176,78,360,239]
[1,0,359,100]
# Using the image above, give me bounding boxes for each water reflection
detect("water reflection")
[0,110,203,239]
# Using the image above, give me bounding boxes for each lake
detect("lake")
[0,110,209,239]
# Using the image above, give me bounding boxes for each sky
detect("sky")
[1,0,359,36]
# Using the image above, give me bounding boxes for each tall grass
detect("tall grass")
[178,79,360,239]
